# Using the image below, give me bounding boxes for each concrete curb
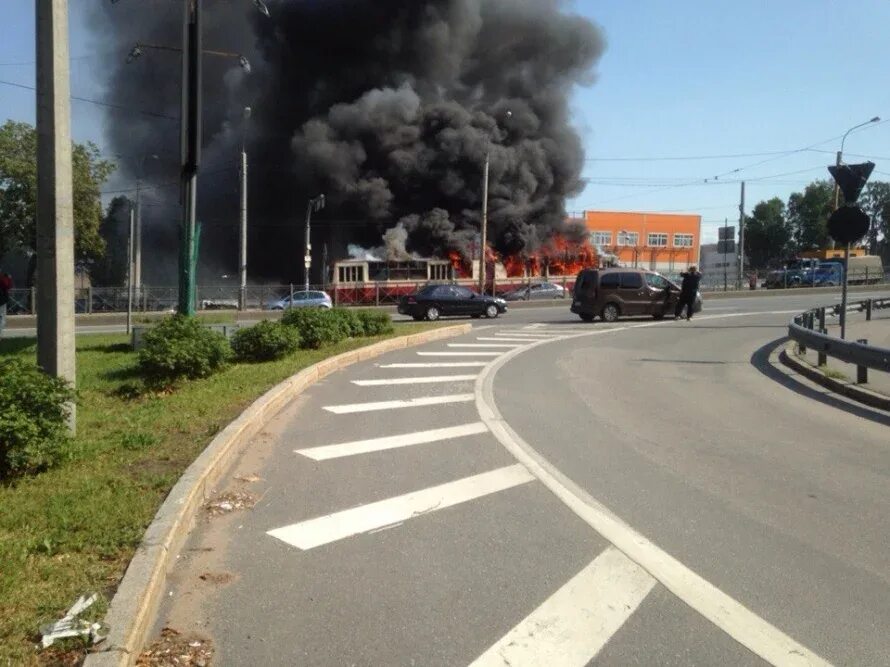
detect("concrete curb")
[83,324,471,667]
[779,342,890,412]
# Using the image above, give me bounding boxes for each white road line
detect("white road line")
[295,422,489,461]
[417,351,503,357]
[352,374,478,386]
[470,546,656,667]
[475,337,538,343]
[448,343,522,348]
[267,464,534,550]
[476,333,833,667]
[323,394,474,414]
[380,362,488,368]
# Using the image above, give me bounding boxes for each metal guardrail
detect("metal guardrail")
[788,298,890,378]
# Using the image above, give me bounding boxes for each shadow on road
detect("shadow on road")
[750,337,890,427]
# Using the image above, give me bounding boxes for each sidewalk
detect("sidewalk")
[798,308,890,397]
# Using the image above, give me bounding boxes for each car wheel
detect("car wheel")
[425,306,440,321]
[485,304,499,319]
[579,313,594,322]
[601,303,620,322]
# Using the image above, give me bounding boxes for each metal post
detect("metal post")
[737,181,745,289]
[289,283,294,308]
[723,218,728,292]
[86,286,92,314]
[238,148,247,310]
[304,201,312,293]
[478,150,489,295]
[856,339,868,384]
[375,284,380,306]
[36,0,76,431]
[840,243,850,339]
[135,179,142,301]
[178,0,201,316]
[866,298,873,321]
[833,150,842,210]
[127,205,135,335]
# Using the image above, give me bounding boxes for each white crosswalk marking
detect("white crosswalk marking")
[417,351,502,357]
[448,343,522,348]
[267,464,534,550]
[323,394,474,414]
[295,422,489,461]
[379,362,488,368]
[470,547,656,667]
[475,337,539,343]
[352,374,477,386]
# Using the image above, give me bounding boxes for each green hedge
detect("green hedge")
[137,315,231,385]
[0,359,75,479]
[231,321,301,362]
[281,307,393,349]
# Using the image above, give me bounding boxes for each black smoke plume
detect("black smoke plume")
[90,0,604,283]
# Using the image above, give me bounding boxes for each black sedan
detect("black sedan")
[398,284,508,321]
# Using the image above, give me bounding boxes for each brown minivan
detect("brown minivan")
[570,267,701,322]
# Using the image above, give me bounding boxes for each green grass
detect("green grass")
[0,321,443,665]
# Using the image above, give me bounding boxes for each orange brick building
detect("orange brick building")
[582,210,701,273]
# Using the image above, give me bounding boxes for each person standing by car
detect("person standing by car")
[675,266,701,321]
[0,269,12,337]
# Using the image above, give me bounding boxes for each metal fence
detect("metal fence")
[788,298,890,380]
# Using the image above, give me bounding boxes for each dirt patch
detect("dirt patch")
[203,491,258,516]
[137,627,213,666]
[198,572,235,586]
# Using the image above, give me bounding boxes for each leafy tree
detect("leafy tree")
[860,180,890,256]
[90,196,131,286]
[744,197,791,268]
[786,180,835,252]
[0,120,114,283]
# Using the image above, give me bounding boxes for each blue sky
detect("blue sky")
[2,1,890,242]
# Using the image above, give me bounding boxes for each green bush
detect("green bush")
[355,309,394,336]
[137,315,231,385]
[231,320,301,362]
[330,308,364,337]
[281,308,347,349]
[0,359,75,478]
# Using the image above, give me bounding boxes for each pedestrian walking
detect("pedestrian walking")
[674,265,700,321]
[0,269,12,338]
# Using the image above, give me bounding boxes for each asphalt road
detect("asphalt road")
[151,292,890,666]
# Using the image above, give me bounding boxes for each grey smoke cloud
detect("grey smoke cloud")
[90,0,605,281]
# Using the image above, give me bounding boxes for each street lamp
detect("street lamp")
[114,0,268,315]
[834,116,881,209]
[125,42,252,73]
[478,109,512,295]
[305,195,326,292]
[239,106,251,310]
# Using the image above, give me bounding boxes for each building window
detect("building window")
[617,231,639,246]
[647,233,668,247]
[590,231,612,246]
[674,234,694,248]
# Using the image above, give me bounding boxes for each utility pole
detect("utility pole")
[304,195,325,292]
[36,0,76,431]
[238,109,250,310]
[723,218,728,292]
[478,150,489,295]
[127,203,135,335]
[737,180,745,289]
[179,0,202,316]
[134,179,142,300]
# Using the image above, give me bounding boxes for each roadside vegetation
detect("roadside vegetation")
[0,312,438,665]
